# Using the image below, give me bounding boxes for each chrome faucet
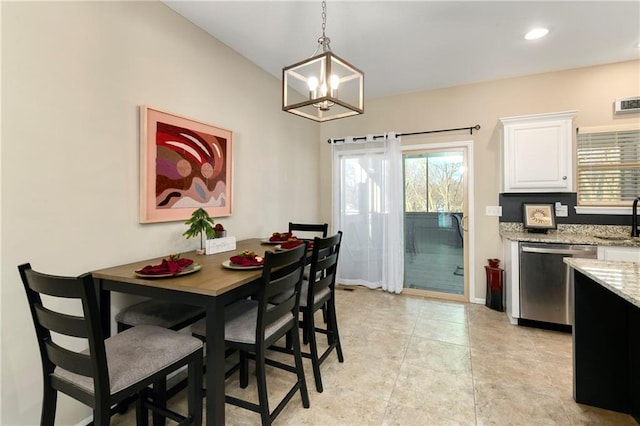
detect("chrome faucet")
[632,197,640,237]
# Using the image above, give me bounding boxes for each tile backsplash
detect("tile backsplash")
[499,192,631,226]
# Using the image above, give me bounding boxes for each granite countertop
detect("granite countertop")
[564,258,640,309]
[500,223,640,247]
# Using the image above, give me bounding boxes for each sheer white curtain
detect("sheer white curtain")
[332,133,404,293]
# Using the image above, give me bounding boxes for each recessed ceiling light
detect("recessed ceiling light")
[525,28,549,40]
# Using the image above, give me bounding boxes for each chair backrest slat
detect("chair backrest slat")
[257,244,307,343]
[46,341,93,377]
[267,273,299,299]
[288,222,328,238]
[35,305,89,338]
[24,269,86,298]
[313,253,337,275]
[313,274,333,294]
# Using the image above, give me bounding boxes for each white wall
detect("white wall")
[1,2,318,424]
[3,1,639,423]
[319,60,640,302]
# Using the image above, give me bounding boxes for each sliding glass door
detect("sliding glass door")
[403,147,468,300]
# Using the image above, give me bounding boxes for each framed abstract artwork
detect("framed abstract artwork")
[140,106,233,223]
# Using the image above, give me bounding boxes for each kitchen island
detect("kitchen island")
[564,258,640,423]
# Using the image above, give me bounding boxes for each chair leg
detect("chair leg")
[306,310,324,393]
[136,392,148,425]
[291,325,310,408]
[328,299,344,363]
[255,346,271,426]
[302,321,310,345]
[40,384,57,426]
[152,379,167,426]
[285,330,293,350]
[94,401,111,426]
[188,352,203,426]
[239,350,249,388]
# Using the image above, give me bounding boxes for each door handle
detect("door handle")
[461,216,469,232]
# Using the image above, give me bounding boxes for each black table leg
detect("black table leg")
[206,300,225,425]
[95,278,111,337]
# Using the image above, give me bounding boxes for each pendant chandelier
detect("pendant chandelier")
[282,0,364,122]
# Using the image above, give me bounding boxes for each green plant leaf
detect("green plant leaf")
[183,208,216,249]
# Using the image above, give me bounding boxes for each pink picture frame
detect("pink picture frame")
[140,106,233,223]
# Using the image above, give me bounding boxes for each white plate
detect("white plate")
[135,262,202,278]
[275,242,312,251]
[222,260,263,270]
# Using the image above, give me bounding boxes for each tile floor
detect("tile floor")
[112,287,638,425]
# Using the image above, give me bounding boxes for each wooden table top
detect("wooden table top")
[91,238,278,297]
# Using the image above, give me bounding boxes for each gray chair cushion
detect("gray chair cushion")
[299,280,331,308]
[191,299,294,345]
[54,325,202,395]
[302,265,311,280]
[115,300,205,328]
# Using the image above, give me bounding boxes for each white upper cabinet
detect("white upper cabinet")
[500,111,578,193]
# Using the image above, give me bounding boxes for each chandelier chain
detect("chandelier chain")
[317,0,331,53]
[321,0,326,38]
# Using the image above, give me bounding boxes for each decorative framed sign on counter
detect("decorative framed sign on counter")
[522,203,556,232]
[140,106,233,223]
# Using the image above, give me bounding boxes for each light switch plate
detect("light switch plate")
[486,206,502,216]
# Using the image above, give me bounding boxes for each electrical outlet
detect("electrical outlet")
[556,204,569,217]
[486,206,502,216]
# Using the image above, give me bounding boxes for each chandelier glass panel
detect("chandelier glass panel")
[282,1,364,122]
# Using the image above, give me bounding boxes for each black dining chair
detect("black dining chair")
[18,263,203,426]
[301,231,344,392]
[288,222,330,322]
[272,231,344,393]
[191,244,310,425]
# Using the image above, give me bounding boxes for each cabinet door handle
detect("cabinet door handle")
[461,216,469,232]
[562,176,567,180]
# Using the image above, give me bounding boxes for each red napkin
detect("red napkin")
[281,240,304,249]
[281,240,314,250]
[229,255,264,267]
[269,232,293,242]
[138,258,194,275]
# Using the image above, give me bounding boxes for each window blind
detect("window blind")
[576,127,640,206]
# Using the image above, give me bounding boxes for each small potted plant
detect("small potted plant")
[183,208,216,254]
[214,223,226,238]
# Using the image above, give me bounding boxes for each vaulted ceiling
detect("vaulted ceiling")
[164,1,640,99]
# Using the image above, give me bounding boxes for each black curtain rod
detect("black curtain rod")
[327,124,481,144]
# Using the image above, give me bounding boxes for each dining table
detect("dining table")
[91,238,286,425]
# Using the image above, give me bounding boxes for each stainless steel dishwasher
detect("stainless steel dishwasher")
[519,242,597,326]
